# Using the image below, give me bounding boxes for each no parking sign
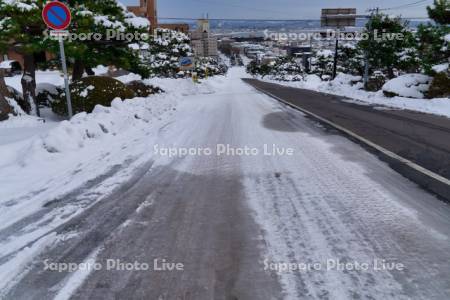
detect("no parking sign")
[42,1,72,31]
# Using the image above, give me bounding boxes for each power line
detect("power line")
[379,0,431,11]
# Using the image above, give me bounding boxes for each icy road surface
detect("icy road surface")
[2,68,450,299]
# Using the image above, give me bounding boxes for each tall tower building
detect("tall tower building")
[144,0,158,30]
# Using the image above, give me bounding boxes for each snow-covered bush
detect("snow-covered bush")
[51,76,135,116]
[365,71,387,92]
[427,72,450,98]
[143,28,193,78]
[416,24,450,75]
[382,74,431,98]
[337,43,364,76]
[270,58,303,81]
[332,73,362,86]
[6,86,29,113]
[0,96,12,121]
[126,80,163,97]
[246,60,271,77]
[311,49,334,80]
[191,57,228,79]
[36,83,63,107]
[246,57,303,81]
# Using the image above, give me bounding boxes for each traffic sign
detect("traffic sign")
[42,1,71,31]
[42,2,73,118]
[180,57,194,71]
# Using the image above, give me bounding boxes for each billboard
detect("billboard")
[321,8,357,27]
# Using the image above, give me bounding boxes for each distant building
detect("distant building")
[159,23,190,34]
[127,1,189,34]
[127,0,158,30]
[189,18,218,57]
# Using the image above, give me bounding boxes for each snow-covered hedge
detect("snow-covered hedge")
[51,76,135,116]
[382,74,431,99]
[247,57,303,81]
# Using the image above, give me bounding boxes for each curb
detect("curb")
[245,80,450,202]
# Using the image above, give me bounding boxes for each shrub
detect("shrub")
[365,72,386,92]
[36,83,63,107]
[0,97,12,121]
[382,74,431,98]
[427,72,450,98]
[126,80,163,97]
[7,86,30,113]
[51,76,135,116]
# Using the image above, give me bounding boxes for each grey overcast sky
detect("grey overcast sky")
[121,0,432,19]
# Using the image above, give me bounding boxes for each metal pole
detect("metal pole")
[363,9,375,88]
[59,38,73,118]
[332,30,339,79]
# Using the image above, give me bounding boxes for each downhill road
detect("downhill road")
[3,68,450,299]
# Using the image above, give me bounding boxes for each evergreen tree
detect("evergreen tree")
[427,0,450,25]
[311,49,334,79]
[0,0,150,116]
[61,0,151,80]
[337,43,365,75]
[416,0,450,74]
[358,14,414,78]
[142,28,192,77]
[0,0,47,116]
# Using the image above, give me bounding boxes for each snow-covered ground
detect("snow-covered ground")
[2,66,112,142]
[145,67,450,298]
[262,73,450,118]
[0,73,222,294]
[1,67,450,299]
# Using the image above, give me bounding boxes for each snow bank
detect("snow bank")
[432,63,449,73]
[382,74,431,99]
[263,73,450,118]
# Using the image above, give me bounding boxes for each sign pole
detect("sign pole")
[58,37,73,118]
[42,1,73,118]
[332,29,339,80]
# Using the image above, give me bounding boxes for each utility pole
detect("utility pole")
[332,27,340,80]
[363,7,378,88]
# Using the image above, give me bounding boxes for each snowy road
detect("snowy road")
[3,68,450,299]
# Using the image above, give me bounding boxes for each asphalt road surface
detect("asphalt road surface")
[243,78,450,181]
[3,69,450,299]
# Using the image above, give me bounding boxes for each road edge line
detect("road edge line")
[246,80,450,201]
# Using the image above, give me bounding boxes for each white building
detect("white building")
[190,18,218,57]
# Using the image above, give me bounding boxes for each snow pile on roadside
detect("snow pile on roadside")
[432,63,449,73]
[263,73,450,118]
[382,74,431,99]
[0,76,215,220]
